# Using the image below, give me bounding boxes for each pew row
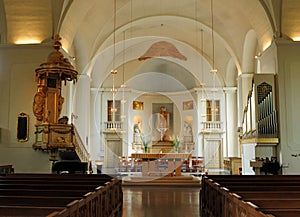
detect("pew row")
[0,173,122,217]
[200,175,300,217]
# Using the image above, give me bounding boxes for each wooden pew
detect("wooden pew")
[0,165,14,174]
[235,191,300,199]
[0,173,122,217]
[0,188,90,197]
[206,174,300,181]
[200,175,300,217]
[0,205,65,217]
[260,209,300,217]
[247,199,300,209]
[0,195,80,206]
[1,173,113,180]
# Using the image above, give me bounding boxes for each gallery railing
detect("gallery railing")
[201,121,223,132]
[73,126,90,162]
[104,121,123,132]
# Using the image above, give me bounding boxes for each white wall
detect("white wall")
[0,44,53,173]
[277,41,300,174]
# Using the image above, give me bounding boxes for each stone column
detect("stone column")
[90,88,101,172]
[195,88,205,157]
[73,74,90,151]
[224,87,238,157]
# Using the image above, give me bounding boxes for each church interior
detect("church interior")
[1,0,300,216]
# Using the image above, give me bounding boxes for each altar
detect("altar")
[149,141,174,153]
[131,153,192,176]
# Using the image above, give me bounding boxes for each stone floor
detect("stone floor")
[100,167,201,216]
[100,167,226,217]
[122,186,200,217]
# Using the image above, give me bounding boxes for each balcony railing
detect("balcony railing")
[201,121,223,132]
[104,121,123,132]
[73,126,90,162]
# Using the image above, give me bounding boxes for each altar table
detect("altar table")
[131,153,192,176]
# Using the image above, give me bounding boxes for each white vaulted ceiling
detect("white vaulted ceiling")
[0,0,299,90]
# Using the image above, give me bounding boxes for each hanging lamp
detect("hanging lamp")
[110,0,118,131]
[200,29,207,103]
[120,31,127,115]
[209,0,219,121]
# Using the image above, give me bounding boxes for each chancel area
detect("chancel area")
[1,0,300,216]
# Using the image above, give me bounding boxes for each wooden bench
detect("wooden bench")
[201,175,300,217]
[0,173,122,217]
[259,209,300,217]
[0,165,14,174]
[0,205,65,217]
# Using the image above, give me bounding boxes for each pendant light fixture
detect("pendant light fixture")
[200,29,207,118]
[210,0,218,121]
[120,30,127,120]
[200,28,207,103]
[110,0,117,131]
[210,0,218,93]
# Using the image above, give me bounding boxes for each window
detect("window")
[107,100,121,121]
[206,100,220,121]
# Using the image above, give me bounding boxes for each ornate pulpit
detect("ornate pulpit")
[32,35,88,163]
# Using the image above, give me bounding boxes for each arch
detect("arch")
[242,30,258,73]
[0,0,7,43]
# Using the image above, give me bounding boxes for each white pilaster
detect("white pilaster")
[73,74,91,152]
[242,143,256,175]
[90,88,101,171]
[224,87,238,157]
[195,88,205,157]
[237,73,253,127]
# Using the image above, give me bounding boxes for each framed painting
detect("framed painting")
[16,112,29,142]
[133,101,144,110]
[183,100,193,110]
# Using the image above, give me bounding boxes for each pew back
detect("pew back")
[201,175,300,217]
[0,173,122,217]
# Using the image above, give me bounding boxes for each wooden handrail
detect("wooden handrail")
[73,125,90,162]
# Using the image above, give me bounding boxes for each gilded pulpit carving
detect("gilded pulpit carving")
[32,35,88,163]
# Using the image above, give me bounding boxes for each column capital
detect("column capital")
[223,87,237,94]
[238,72,254,79]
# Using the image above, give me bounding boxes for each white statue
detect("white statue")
[133,122,142,143]
[183,122,193,142]
[134,122,141,134]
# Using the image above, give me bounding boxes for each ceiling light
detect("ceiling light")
[14,39,41,44]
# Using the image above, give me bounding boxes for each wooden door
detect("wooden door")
[204,139,222,169]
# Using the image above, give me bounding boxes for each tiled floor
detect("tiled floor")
[122,186,200,217]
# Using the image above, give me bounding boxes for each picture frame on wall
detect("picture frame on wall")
[133,101,144,110]
[16,112,29,142]
[183,100,193,110]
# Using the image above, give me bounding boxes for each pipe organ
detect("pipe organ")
[241,74,279,174]
[257,82,278,137]
[242,74,279,142]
